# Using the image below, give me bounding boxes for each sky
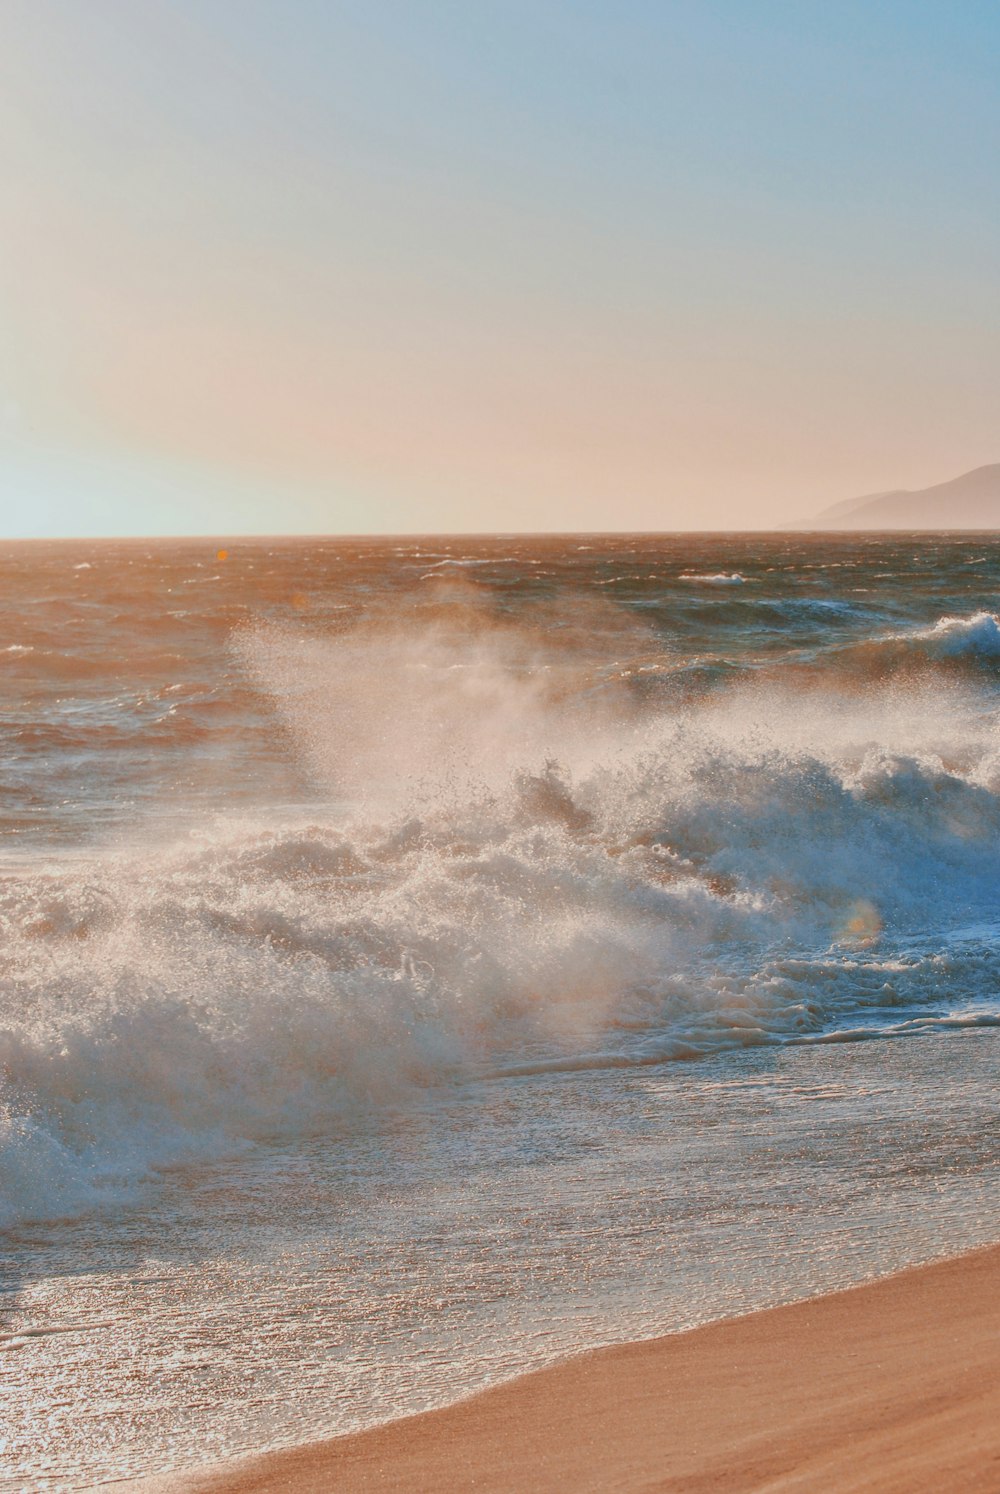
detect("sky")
[0,1,997,537]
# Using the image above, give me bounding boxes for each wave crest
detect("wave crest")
[5,599,1000,1228]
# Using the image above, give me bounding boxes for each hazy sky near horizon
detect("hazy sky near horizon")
[1,1,998,537]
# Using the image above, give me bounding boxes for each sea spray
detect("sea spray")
[4,570,1000,1226]
[6,534,1000,1492]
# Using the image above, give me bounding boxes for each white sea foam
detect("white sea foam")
[3,600,1000,1228]
[821,608,1000,680]
[916,610,1000,658]
[863,609,1000,663]
[678,572,747,584]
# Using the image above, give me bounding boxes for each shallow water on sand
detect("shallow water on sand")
[2,534,1000,1485]
[4,1033,1000,1487]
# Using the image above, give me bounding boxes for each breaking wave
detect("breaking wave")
[774,610,1000,694]
[4,597,1000,1229]
[914,610,1000,659]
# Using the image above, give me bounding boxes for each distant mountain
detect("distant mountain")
[790,464,1000,530]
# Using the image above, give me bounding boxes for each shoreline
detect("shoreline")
[120,1241,1000,1493]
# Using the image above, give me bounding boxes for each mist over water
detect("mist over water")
[3,534,1000,1484]
[3,534,1000,1227]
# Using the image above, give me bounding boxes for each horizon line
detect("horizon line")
[5,526,1000,544]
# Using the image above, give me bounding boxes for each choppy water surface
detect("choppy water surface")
[2,533,1000,1486]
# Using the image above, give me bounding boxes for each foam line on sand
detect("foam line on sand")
[116,1242,1000,1493]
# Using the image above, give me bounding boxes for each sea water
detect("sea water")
[2,533,1000,1486]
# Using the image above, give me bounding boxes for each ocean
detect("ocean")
[3,532,1000,1487]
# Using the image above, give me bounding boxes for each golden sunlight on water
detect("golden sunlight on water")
[3,534,1000,1485]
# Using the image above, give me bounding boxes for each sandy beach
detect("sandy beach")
[121,1241,1000,1494]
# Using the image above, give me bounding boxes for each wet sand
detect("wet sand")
[126,1242,1000,1493]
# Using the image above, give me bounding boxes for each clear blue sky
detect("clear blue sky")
[0,1,997,535]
